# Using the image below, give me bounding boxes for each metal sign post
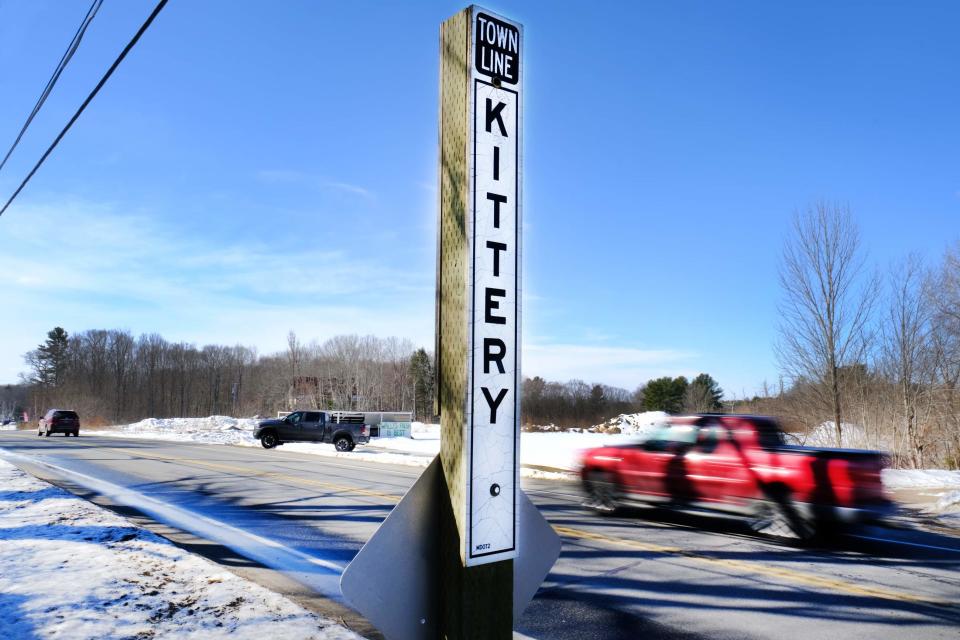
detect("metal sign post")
[341,7,558,639]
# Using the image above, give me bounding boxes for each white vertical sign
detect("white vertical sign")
[465,7,522,567]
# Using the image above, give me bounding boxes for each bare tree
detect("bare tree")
[775,202,878,446]
[880,256,932,467]
[286,330,303,406]
[108,330,135,422]
[927,242,960,465]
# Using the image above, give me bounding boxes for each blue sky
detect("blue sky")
[1,1,958,396]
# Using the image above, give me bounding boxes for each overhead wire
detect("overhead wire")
[0,0,169,218]
[0,0,104,174]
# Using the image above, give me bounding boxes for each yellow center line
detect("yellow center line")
[552,525,954,609]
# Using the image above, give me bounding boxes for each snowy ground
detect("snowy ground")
[882,468,960,490]
[882,468,960,527]
[798,422,879,449]
[0,459,360,640]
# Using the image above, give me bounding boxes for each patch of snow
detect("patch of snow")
[934,490,960,513]
[802,421,879,448]
[883,469,960,490]
[590,411,669,437]
[96,415,261,447]
[0,459,360,640]
[521,431,643,471]
[291,442,437,468]
[522,468,579,481]
[411,421,440,438]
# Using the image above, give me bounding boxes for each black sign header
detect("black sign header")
[475,12,520,85]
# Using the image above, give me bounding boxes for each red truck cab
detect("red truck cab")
[580,414,893,539]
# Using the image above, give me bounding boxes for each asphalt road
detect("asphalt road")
[2,431,959,640]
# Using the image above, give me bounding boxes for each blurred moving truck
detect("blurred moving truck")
[580,414,893,540]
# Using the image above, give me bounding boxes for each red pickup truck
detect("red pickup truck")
[580,414,894,540]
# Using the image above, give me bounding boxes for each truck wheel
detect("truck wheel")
[334,436,353,452]
[37,428,42,437]
[750,492,815,541]
[260,432,278,449]
[44,429,51,437]
[584,470,622,515]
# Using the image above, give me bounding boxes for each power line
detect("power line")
[0,0,104,174]
[0,0,169,218]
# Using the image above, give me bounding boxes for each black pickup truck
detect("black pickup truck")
[253,410,371,451]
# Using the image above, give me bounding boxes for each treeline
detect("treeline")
[20,323,727,429]
[521,378,635,428]
[736,203,960,469]
[520,373,723,428]
[22,330,435,424]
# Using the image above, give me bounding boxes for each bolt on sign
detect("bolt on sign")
[466,7,522,567]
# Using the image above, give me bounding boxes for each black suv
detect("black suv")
[253,410,370,451]
[39,409,80,437]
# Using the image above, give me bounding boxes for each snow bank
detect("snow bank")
[590,411,669,436]
[99,415,261,446]
[412,421,440,438]
[0,459,359,640]
[521,432,642,470]
[802,422,880,448]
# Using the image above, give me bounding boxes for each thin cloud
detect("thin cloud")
[321,180,374,200]
[523,342,698,390]
[256,170,374,200]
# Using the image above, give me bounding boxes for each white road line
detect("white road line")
[849,534,960,554]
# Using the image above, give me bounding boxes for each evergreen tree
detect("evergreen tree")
[641,376,688,413]
[409,348,435,421]
[24,327,70,387]
[684,373,724,412]
[589,384,606,422]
